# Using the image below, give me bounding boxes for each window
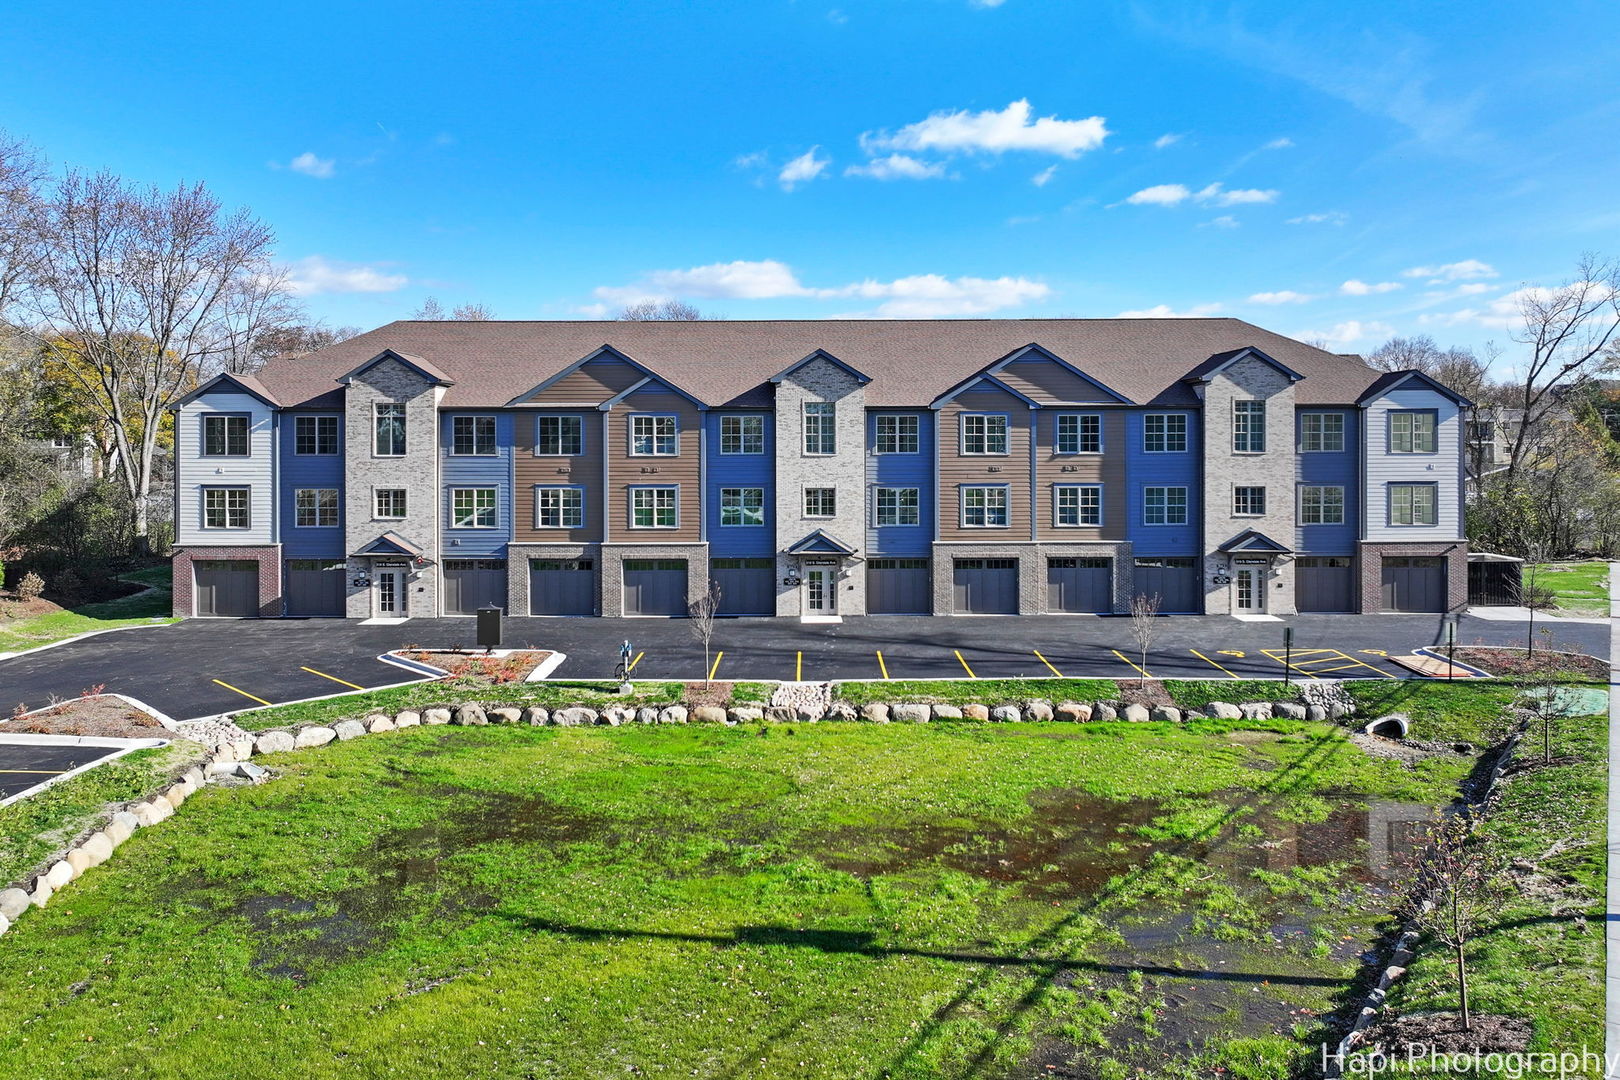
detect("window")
[375,488,407,519]
[1467,419,1496,443]
[720,415,764,455]
[875,414,920,454]
[1056,413,1102,454]
[1054,484,1102,527]
[630,415,677,456]
[804,487,836,518]
[1144,486,1189,525]
[202,414,249,457]
[962,413,1009,455]
[49,434,73,449]
[961,485,1009,527]
[874,486,920,526]
[1233,486,1266,516]
[294,415,339,455]
[803,402,835,454]
[294,488,338,528]
[631,486,678,528]
[374,403,406,456]
[1144,413,1188,453]
[534,486,583,528]
[451,488,497,529]
[1300,412,1345,452]
[1389,483,1438,526]
[1389,410,1438,454]
[1233,400,1266,453]
[536,415,583,456]
[1300,485,1345,525]
[202,486,250,529]
[451,415,497,456]
[720,487,765,527]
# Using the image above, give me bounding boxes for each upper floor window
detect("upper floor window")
[720,415,764,455]
[961,485,1009,527]
[450,487,497,529]
[630,486,678,528]
[1233,486,1266,516]
[1389,483,1438,526]
[631,415,678,456]
[874,414,919,454]
[1389,410,1438,454]
[1144,413,1188,453]
[1054,484,1102,527]
[536,415,583,456]
[451,415,497,456]
[1144,486,1188,526]
[803,402,836,455]
[202,486,250,529]
[1300,412,1345,452]
[1056,413,1102,454]
[720,487,766,527]
[294,488,338,528]
[374,403,406,456]
[374,488,407,519]
[49,433,74,449]
[202,414,249,457]
[1300,485,1345,525]
[961,414,1009,455]
[534,486,584,529]
[1467,419,1496,443]
[294,415,339,455]
[874,486,920,526]
[804,487,837,518]
[1232,400,1266,453]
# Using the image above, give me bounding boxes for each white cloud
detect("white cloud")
[1153,133,1182,149]
[826,8,848,23]
[1200,215,1240,229]
[969,0,1008,8]
[1204,183,1278,205]
[843,153,949,181]
[1286,211,1348,225]
[285,152,335,179]
[1126,183,1192,206]
[1115,302,1223,318]
[778,147,830,191]
[1454,282,1492,295]
[1340,279,1403,296]
[1297,319,1394,345]
[1264,137,1295,149]
[285,255,407,296]
[1031,164,1058,187]
[595,259,810,302]
[861,99,1108,159]
[733,150,769,169]
[1248,290,1316,304]
[1401,259,1498,283]
[1125,181,1278,208]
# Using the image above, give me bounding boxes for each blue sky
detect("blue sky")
[4,0,1617,362]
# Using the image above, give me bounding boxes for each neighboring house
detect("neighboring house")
[167,319,1470,620]
[27,432,99,480]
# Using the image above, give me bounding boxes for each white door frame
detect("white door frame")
[1234,564,1266,612]
[373,566,409,618]
[804,564,838,614]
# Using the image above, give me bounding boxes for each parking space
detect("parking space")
[0,742,128,802]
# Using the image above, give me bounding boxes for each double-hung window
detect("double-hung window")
[1300,412,1345,452]
[202,486,250,529]
[374,403,407,456]
[1144,413,1188,452]
[962,414,1009,455]
[1056,414,1102,454]
[719,415,764,455]
[451,487,497,528]
[1144,486,1188,525]
[534,487,583,529]
[720,487,765,527]
[631,415,677,456]
[536,416,583,456]
[874,486,920,526]
[1389,410,1438,454]
[1054,484,1102,527]
[804,487,836,518]
[1389,483,1438,526]
[451,415,497,456]
[294,415,338,455]
[631,487,678,528]
[961,485,1008,527]
[202,414,249,457]
[1300,485,1345,525]
[294,488,338,528]
[1233,400,1266,453]
[803,403,835,454]
[874,415,919,454]
[375,488,407,519]
[1233,486,1266,516]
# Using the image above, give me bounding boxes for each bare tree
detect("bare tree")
[412,296,445,319]
[1128,592,1162,682]
[0,131,46,318]
[239,322,360,371]
[616,299,715,321]
[1366,335,1490,402]
[1400,815,1501,1032]
[688,579,722,682]
[412,297,494,321]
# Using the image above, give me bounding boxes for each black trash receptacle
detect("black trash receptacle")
[476,606,502,651]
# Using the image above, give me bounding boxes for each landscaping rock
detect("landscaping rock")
[489,707,522,725]
[1184,709,1206,721]
[1121,704,1151,723]
[635,707,659,724]
[28,879,51,908]
[691,706,727,724]
[659,705,689,724]
[0,913,9,937]
[45,861,74,888]
[334,720,367,741]
[1305,704,1328,723]
[1024,701,1054,722]
[1273,702,1307,720]
[366,713,395,732]
[453,705,488,726]
[1149,705,1182,723]
[764,706,796,724]
[295,726,337,749]
[1091,703,1116,721]
[793,705,822,723]
[163,783,188,809]
[131,802,160,827]
[553,707,597,727]
[1241,702,1273,720]
[606,707,637,726]
[230,737,256,761]
[859,703,890,724]
[522,707,548,725]
[255,730,296,755]
[932,705,963,721]
[1328,702,1351,720]
[962,704,989,721]
[147,798,173,824]
[892,703,931,724]
[990,705,1021,723]
[728,706,763,724]
[65,848,92,876]
[112,810,140,836]
[395,711,421,728]
[824,701,858,722]
[422,708,452,726]
[81,832,115,867]
[0,888,28,921]
[1055,702,1090,722]
[1208,702,1242,720]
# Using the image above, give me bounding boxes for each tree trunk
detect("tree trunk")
[1456,943,1470,1031]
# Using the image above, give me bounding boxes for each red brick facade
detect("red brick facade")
[171,546,283,617]
[1356,540,1468,614]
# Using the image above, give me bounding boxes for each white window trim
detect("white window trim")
[200,485,251,530]
[872,486,921,527]
[1299,412,1346,454]
[292,414,340,456]
[802,402,836,456]
[1232,485,1267,518]
[373,402,407,458]
[1143,485,1189,526]
[628,485,680,529]
[959,484,1011,529]
[293,487,340,529]
[628,414,679,457]
[373,486,408,521]
[873,414,921,455]
[1055,413,1103,455]
[533,485,584,529]
[1052,483,1103,528]
[1387,482,1439,527]
[449,486,499,530]
[959,413,1011,456]
[718,414,765,456]
[201,413,252,458]
[719,486,766,528]
[802,486,837,519]
[1143,413,1189,454]
[449,414,499,457]
[1232,400,1267,455]
[534,414,585,457]
[1299,484,1346,526]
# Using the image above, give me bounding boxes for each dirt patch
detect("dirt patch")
[683,681,733,708]
[0,593,63,621]
[6,694,166,738]
[1450,646,1606,680]
[1367,1010,1533,1055]
[1116,681,1174,707]
[397,650,553,684]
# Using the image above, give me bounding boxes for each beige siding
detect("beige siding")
[609,388,702,542]
[520,360,643,406]
[513,410,602,544]
[1034,409,1126,540]
[936,387,1032,541]
[996,357,1119,404]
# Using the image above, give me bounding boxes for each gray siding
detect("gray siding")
[174,391,276,546]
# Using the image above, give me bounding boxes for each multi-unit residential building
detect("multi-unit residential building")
[167,319,1469,620]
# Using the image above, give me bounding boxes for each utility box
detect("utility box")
[476,606,502,652]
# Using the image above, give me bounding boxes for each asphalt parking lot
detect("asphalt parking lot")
[0,612,1606,722]
[0,742,129,802]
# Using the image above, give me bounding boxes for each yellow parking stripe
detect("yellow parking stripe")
[300,666,365,691]
[795,651,803,681]
[212,679,271,706]
[1189,649,1240,679]
[876,651,890,680]
[626,651,644,673]
[1033,650,1063,678]
[707,651,724,681]
[1112,649,1152,679]
[1259,649,1320,680]
[954,650,978,678]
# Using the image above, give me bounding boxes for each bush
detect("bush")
[15,571,44,600]
[51,568,83,605]
[1522,583,1558,610]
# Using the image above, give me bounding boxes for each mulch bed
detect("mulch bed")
[683,681,734,708]
[1449,647,1606,680]
[1367,1011,1533,1055]
[0,593,62,620]
[6,695,167,739]
[399,650,554,685]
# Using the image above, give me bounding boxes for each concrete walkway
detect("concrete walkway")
[1607,561,1618,1072]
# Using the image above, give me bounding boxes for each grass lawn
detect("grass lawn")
[0,564,177,655]
[0,720,1474,1079]
[1526,560,1610,615]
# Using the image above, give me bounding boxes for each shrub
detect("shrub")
[51,568,83,604]
[1522,583,1558,610]
[16,571,44,600]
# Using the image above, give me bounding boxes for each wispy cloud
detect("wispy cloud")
[1200,215,1239,229]
[1248,290,1316,304]
[278,151,335,179]
[1263,137,1294,149]
[778,148,830,191]
[1153,133,1182,149]
[1340,279,1403,295]
[844,153,949,181]
[1115,302,1223,318]
[1031,164,1058,187]
[285,255,407,296]
[1124,181,1278,207]
[1296,319,1394,345]
[1402,259,1498,283]
[1286,211,1348,225]
[969,0,1008,8]
[860,99,1108,158]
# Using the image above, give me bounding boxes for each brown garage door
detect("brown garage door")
[1381,556,1446,612]
[194,559,258,617]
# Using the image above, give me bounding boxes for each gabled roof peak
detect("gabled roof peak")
[1182,346,1304,385]
[769,348,872,386]
[337,348,454,387]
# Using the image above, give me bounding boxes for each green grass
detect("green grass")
[0,721,1472,1079]
[1164,680,1303,709]
[833,677,1119,706]
[1527,560,1609,615]
[1341,679,1604,746]
[0,564,176,654]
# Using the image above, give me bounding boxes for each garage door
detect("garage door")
[1297,556,1355,612]
[1132,557,1199,613]
[443,559,508,615]
[868,558,931,614]
[623,558,688,616]
[1047,557,1112,613]
[711,558,773,615]
[194,559,258,617]
[1381,556,1446,612]
[285,559,343,616]
[529,559,595,616]
[953,558,1018,614]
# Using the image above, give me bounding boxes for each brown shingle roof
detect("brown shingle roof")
[253,318,1379,409]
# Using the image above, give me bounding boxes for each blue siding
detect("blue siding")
[1124,409,1201,555]
[278,411,345,557]
[440,411,514,557]
[1296,409,1359,553]
[705,411,775,556]
[866,410,934,556]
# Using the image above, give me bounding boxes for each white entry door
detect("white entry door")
[805,567,836,614]
[374,568,408,618]
[1235,567,1265,612]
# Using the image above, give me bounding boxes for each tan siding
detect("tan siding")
[1034,409,1126,540]
[936,388,1031,541]
[521,360,643,406]
[609,388,702,541]
[996,357,1118,404]
[513,410,602,544]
